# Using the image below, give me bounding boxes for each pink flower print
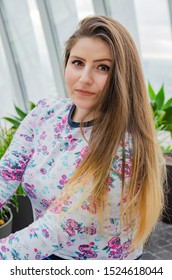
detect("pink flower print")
[64,219,81,236]
[1,246,9,252]
[115,159,132,178]
[62,114,68,124]
[0,238,8,244]
[80,146,88,158]
[66,241,74,247]
[122,240,131,251]
[84,225,96,235]
[40,197,55,209]
[54,123,64,134]
[81,197,97,214]
[0,169,18,181]
[41,228,49,238]
[50,202,62,214]
[108,237,121,249]
[24,183,37,199]
[40,168,47,174]
[59,174,68,188]
[108,247,123,259]
[67,134,77,150]
[40,131,47,140]
[78,244,98,259]
[20,134,33,142]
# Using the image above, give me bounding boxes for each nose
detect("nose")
[79,67,93,85]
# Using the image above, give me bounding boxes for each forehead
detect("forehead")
[70,37,111,59]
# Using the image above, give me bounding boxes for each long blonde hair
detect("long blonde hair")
[58,15,166,248]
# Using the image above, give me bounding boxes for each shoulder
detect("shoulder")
[30,97,73,119]
[22,97,73,129]
[36,97,73,112]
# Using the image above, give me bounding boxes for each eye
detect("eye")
[98,64,110,72]
[72,60,84,67]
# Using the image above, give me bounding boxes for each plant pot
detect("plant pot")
[162,153,172,224]
[10,195,33,233]
[0,208,13,239]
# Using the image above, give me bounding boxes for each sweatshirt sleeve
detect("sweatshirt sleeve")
[0,100,45,208]
[0,208,66,260]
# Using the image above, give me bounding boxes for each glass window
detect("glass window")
[98,0,172,99]
[1,0,57,105]
[75,0,95,20]
[134,0,172,98]
[0,35,16,120]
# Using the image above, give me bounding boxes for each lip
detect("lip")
[75,89,95,96]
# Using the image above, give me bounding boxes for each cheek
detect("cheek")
[65,67,77,89]
[97,76,108,92]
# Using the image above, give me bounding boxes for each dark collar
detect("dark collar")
[68,104,94,128]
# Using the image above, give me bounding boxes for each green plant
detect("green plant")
[3,102,35,130]
[0,102,35,226]
[148,82,172,152]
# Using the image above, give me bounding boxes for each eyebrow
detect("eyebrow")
[70,55,111,62]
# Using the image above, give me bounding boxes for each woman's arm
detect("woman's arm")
[0,100,45,208]
[0,209,66,259]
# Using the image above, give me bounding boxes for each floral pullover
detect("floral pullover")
[0,98,142,260]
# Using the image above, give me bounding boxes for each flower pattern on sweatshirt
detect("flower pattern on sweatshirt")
[0,98,142,260]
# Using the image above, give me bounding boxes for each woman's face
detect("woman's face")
[65,37,112,121]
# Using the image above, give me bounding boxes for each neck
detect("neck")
[72,106,95,122]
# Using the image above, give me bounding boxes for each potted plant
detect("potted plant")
[0,127,18,238]
[0,102,35,237]
[0,206,13,239]
[148,82,172,224]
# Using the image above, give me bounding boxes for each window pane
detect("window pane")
[1,0,57,105]
[48,0,79,51]
[134,0,172,98]
[75,0,95,20]
[0,35,16,120]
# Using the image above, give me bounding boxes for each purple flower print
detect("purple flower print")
[49,202,62,214]
[24,183,37,199]
[35,208,43,219]
[59,174,68,189]
[40,197,55,209]
[108,237,121,249]
[78,243,98,259]
[84,224,96,235]
[40,131,47,140]
[19,134,33,142]
[40,168,47,174]
[54,123,64,134]
[114,158,132,178]
[64,219,82,237]
[67,134,77,150]
[0,169,21,181]
[41,229,49,238]
[104,237,125,259]
[1,246,9,253]
[108,248,123,259]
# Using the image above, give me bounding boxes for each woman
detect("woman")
[0,15,165,260]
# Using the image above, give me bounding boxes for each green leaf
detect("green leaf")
[148,82,156,101]
[29,102,36,110]
[3,117,21,128]
[14,104,27,119]
[155,85,165,110]
[163,98,172,110]
[163,107,172,123]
